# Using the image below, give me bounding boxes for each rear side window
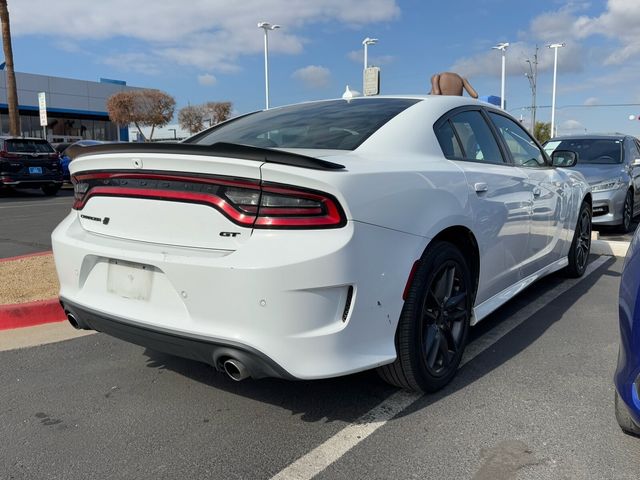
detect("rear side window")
[438,110,504,164]
[6,139,54,153]
[187,98,420,150]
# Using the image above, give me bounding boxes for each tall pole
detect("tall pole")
[263,28,269,109]
[258,22,280,110]
[549,43,565,138]
[492,43,509,110]
[500,51,506,110]
[525,45,538,134]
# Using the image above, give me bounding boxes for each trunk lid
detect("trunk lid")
[72,152,263,251]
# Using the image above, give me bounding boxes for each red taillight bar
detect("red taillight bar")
[72,171,346,229]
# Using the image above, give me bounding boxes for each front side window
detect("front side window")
[489,112,547,168]
[186,98,420,151]
[446,110,505,163]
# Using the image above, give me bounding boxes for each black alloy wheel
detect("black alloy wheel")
[419,261,468,377]
[565,201,591,278]
[378,241,472,392]
[621,190,633,233]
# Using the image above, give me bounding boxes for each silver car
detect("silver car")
[544,135,640,232]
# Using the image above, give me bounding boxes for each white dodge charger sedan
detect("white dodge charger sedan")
[52,95,591,392]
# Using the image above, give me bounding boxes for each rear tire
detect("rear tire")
[615,391,640,436]
[565,201,591,278]
[378,241,472,392]
[42,185,60,196]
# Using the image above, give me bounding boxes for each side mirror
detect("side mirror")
[551,150,578,168]
[632,158,640,167]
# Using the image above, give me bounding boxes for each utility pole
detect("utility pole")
[525,45,538,134]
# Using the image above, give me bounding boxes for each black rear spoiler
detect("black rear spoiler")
[67,141,345,171]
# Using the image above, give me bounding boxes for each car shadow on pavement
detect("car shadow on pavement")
[141,256,617,424]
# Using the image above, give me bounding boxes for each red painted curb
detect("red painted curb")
[0,298,66,331]
[0,250,53,263]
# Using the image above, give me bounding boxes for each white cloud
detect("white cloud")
[560,119,585,132]
[574,0,640,64]
[584,97,599,106]
[197,73,217,86]
[102,53,163,75]
[292,65,331,89]
[10,1,400,73]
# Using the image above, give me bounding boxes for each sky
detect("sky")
[6,0,640,136]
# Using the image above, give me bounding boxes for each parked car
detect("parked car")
[53,96,591,392]
[544,135,640,232]
[57,140,102,182]
[616,225,640,435]
[0,136,63,195]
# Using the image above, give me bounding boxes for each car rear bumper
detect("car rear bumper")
[60,297,294,379]
[0,175,63,188]
[52,211,427,379]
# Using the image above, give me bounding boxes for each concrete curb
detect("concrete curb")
[591,239,630,258]
[0,298,65,331]
[0,251,64,330]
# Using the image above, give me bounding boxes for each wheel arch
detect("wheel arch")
[427,225,480,303]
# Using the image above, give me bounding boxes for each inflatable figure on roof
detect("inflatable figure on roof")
[430,72,478,98]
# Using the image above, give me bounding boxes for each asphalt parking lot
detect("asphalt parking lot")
[0,187,74,258]
[1,254,638,479]
[1,188,640,479]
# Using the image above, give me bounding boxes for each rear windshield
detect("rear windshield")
[6,139,55,154]
[186,98,420,150]
[543,138,623,164]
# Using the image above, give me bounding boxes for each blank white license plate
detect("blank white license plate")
[107,259,153,300]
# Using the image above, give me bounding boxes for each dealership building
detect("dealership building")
[0,71,140,142]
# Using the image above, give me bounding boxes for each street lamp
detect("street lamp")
[362,37,378,71]
[548,42,566,137]
[258,21,280,110]
[492,42,509,110]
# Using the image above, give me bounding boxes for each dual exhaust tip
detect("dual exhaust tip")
[66,310,251,382]
[222,358,250,381]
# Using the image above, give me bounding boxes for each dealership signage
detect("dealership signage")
[38,92,47,127]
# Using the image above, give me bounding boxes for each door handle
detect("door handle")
[533,187,542,197]
[474,182,488,193]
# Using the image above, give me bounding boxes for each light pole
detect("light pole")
[492,42,509,110]
[362,37,378,71]
[168,128,176,140]
[258,21,280,110]
[548,42,565,137]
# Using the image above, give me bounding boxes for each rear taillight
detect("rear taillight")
[0,150,18,159]
[72,171,346,229]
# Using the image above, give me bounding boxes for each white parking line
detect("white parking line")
[270,255,611,480]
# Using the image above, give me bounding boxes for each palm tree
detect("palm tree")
[0,0,19,136]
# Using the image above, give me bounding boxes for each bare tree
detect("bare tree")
[106,89,175,141]
[0,0,19,136]
[178,105,206,134]
[204,101,232,126]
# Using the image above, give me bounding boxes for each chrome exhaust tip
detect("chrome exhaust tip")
[223,359,250,381]
[67,312,80,329]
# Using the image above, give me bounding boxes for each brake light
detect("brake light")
[0,150,19,159]
[72,171,346,229]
